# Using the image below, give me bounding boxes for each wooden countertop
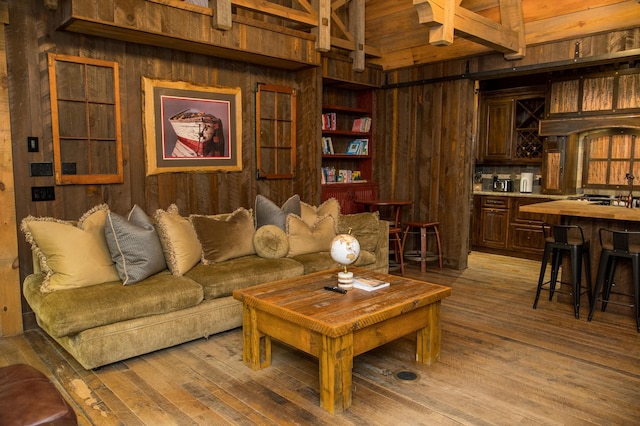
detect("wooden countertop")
[520,200,640,221]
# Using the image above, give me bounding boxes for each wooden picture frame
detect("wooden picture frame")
[142,77,242,175]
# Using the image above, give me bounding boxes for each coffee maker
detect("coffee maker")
[520,172,533,193]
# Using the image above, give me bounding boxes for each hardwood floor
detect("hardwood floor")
[2,252,640,425]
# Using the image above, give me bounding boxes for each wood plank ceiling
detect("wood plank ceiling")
[363,0,640,70]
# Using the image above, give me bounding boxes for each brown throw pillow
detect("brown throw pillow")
[190,208,256,264]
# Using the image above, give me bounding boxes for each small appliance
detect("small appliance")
[493,177,513,192]
[520,172,533,193]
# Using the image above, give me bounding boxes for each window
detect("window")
[48,53,123,184]
[255,83,296,179]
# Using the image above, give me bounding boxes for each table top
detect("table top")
[354,199,413,207]
[232,267,451,338]
[520,199,640,222]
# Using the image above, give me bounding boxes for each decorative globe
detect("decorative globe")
[330,233,361,266]
[330,233,361,288]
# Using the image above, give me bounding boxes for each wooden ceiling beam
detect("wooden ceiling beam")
[413,0,524,59]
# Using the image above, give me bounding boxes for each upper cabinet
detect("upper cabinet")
[548,68,640,116]
[477,87,545,165]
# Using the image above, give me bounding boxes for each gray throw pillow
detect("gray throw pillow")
[254,194,301,230]
[105,205,167,285]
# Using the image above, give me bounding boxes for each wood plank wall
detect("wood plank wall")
[7,0,320,328]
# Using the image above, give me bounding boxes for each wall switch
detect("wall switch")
[27,136,39,152]
[30,162,53,176]
[31,186,55,201]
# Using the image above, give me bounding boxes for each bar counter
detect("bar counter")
[519,199,640,222]
[521,200,640,317]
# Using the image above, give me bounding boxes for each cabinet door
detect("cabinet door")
[479,207,509,248]
[480,98,514,162]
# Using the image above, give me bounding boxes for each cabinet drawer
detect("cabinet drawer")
[481,196,509,209]
[511,198,550,223]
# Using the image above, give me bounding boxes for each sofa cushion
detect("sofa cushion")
[300,198,340,228]
[338,212,380,252]
[286,214,337,257]
[190,208,256,264]
[253,224,289,258]
[154,204,202,276]
[20,204,120,293]
[185,255,304,299]
[22,271,204,338]
[105,205,167,285]
[254,194,301,230]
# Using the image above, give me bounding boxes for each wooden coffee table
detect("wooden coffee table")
[232,267,451,414]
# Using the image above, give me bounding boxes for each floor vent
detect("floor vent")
[395,371,419,381]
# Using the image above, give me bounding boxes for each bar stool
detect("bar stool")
[533,224,592,319]
[402,221,442,272]
[588,229,640,332]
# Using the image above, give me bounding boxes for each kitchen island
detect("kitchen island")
[521,199,640,317]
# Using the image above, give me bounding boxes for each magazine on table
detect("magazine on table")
[353,276,390,291]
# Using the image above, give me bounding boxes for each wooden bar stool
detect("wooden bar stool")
[402,221,442,272]
[588,228,640,332]
[533,224,592,319]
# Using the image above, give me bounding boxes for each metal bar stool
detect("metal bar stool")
[533,224,592,319]
[588,229,640,332]
[401,221,442,273]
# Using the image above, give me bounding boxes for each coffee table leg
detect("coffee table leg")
[415,301,441,365]
[242,304,271,370]
[319,333,353,414]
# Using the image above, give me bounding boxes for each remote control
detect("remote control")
[324,286,347,294]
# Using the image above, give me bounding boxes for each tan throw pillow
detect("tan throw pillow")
[300,198,340,228]
[154,204,202,276]
[253,225,289,259]
[20,204,120,292]
[286,214,337,257]
[190,208,256,264]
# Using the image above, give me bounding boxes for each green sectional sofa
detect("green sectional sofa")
[21,199,388,369]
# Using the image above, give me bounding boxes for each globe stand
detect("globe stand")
[337,266,354,289]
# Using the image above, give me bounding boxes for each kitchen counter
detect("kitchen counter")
[519,199,640,222]
[473,191,572,200]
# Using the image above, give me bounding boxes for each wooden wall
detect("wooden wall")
[7,0,321,328]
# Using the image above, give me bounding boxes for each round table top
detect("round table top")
[354,199,412,207]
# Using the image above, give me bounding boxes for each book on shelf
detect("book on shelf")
[359,139,369,155]
[322,137,334,154]
[322,113,337,131]
[353,276,389,291]
[351,117,371,133]
[347,140,361,155]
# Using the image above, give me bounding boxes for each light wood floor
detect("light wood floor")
[2,252,640,425]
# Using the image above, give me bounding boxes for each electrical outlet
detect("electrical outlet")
[27,136,39,152]
[31,186,55,202]
[30,162,53,177]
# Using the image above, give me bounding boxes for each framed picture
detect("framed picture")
[142,77,242,175]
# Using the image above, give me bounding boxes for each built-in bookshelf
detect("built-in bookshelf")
[321,88,377,213]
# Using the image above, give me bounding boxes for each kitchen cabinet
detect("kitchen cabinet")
[473,195,559,259]
[477,196,509,249]
[477,87,545,164]
[541,135,578,195]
